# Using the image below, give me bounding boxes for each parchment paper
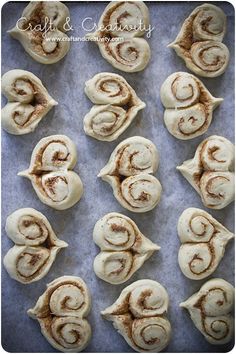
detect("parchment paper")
[1,1,235,352]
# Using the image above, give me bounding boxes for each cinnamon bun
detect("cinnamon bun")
[8,1,70,64]
[177,135,235,209]
[86,1,151,72]
[18,135,83,210]
[1,70,57,135]
[102,279,171,352]
[180,278,234,344]
[28,276,91,352]
[84,72,145,141]
[3,208,67,283]
[169,4,229,77]
[178,208,234,279]
[160,72,223,140]
[98,136,162,212]
[93,212,160,284]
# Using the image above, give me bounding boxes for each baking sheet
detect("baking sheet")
[1,1,235,352]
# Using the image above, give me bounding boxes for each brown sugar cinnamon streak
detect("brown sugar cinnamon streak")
[84,72,145,141]
[3,208,68,284]
[177,135,235,209]
[86,1,151,72]
[28,276,91,352]
[169,3,229,77]
[98,136,162,213]
[18,135,83,210]
[101,279,171,352]
[93,212,160,284]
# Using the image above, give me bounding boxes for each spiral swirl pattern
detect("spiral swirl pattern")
[177,208,234,280]
[132,317,171,352]
[18,135,83,210]
[129,282,169,318]
[8,2,70,64]
[200,172,235,209]
[190,41,229,76]
[120,174,162,212]
[3,208,67,284]
[200,138,234,171]
[50,317,91,351]
[84,73,145,141]
[28,276,91,352]
[160,72,223,140]
[85,73,131,105]
[94,251,134,284]
[86,1,151,72]
[177,135,235,209]
[192,6,226,41]
[98,136,162,212]
[1,70,57,135]
[180,278,234,345]
[101,279,171,352]
[169,4,229,77]
[93,213,160,284]
[94,213,136,250]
